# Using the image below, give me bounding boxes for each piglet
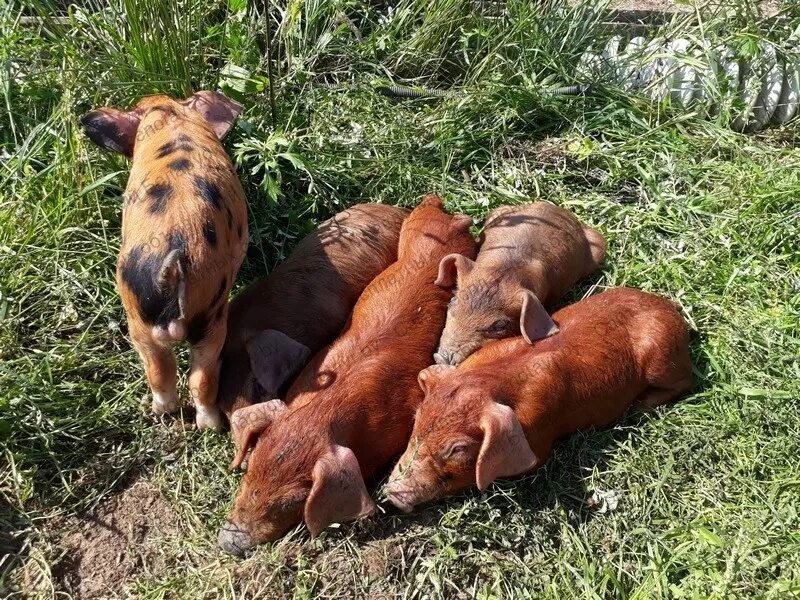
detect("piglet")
[217,196,477,554]
[219,203,409,426]
[81,91,246,430]
[386,287,693,512]
[434,202,605,366]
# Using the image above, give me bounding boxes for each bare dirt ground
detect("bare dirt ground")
[50,481,181,599]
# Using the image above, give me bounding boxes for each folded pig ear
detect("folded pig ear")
[475,402,538,491]
[80,107,142,157]
[304,445,375,537]
[435,253,475,288]
[182,90,243,140]
[246,329,311,398]
[519,289,559,344]
[417,364,456,394]
[229,399,288,470]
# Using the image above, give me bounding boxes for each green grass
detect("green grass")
[1,0,799,598]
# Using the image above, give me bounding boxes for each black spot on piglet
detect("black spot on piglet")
[120,247,179,326]
[119,233,188,326]
[194,175,221,209]
[168,158,192,171]
[157,135,194,158]
[148,182,174,214]
[203,220,217,247]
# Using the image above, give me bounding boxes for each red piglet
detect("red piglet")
[218,196,477,553]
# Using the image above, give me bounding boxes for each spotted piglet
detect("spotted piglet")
[81,91,248,430]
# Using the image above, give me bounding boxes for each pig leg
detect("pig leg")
[188,316,226,431]
[132,334,179,415]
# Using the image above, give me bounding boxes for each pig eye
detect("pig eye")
[442,442,470,461]
[484,319,511,338]
[275,497,303,512]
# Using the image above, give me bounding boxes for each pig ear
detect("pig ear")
[418,364,456,394]
[304,444,375,537]
[435,254,475,288]
[519,289,559,344]
[420,194,444,208]
[450,214,473,233]
[229,399,287,470]
[475,402,538,491]
[182,90,243,140]
[246,329,311,398]
[80,107,141,157]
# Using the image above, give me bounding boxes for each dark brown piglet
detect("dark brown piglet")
[218,203,409,438]
[434,202,605,366]
[217,195,477,554]
[386,287,693,512]
[81,91,246,430]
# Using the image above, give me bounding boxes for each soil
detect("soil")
[53,481,181,599]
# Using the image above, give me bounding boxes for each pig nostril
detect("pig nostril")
[385,489,416,513]
[433,351,449,365]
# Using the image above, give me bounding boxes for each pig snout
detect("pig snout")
[385,455,434,513]
[434,343,473,366]
[218,520,256,556]
[384,480,418,513]
[433,349,456,365]
[435,326,481,366]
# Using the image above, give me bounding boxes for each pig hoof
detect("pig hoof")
[195,406,224,431]
[151,390,179,415]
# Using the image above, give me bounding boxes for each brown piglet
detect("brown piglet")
[217,196,477,554]
[81,91,247,430]
[219,203,409,433]
[386,287,693,512]
[434,202,606,366]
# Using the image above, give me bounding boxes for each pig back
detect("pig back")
[480,202,595,306]
[219,203,408,416]
[228,203,408,352]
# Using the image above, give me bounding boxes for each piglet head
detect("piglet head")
[434,262,558,365]
[385,364,538,512]
[220,404,374,555]
[81,90,241,158]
